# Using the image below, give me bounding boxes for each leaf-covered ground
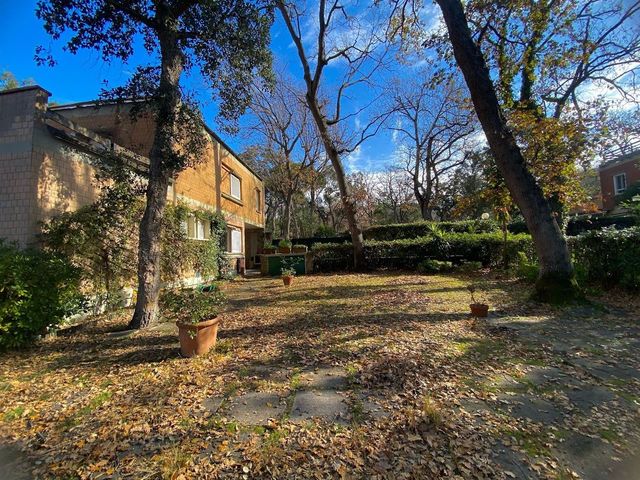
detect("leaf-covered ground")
[0,272,639,479]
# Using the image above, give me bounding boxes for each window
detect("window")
[185,215,210,240]
[228,227,242,253]
[230,173,241,200]
[255,189,261,212]
[614,173,627,195]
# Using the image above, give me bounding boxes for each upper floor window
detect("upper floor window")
[614,173,627,195]
[255,188,261,212]
[230,173,241,200]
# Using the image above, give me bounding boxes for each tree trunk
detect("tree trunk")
[129,27,184,329]
[306,95,365,269]
[283,194,293,240]
[435,0,578,302]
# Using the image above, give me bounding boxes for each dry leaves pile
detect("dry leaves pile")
[0,272,638,479]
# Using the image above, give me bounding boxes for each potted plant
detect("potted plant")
[262,240,276,255]
[467,285,489,317]
[292,244,308,253]
[278,239,292,254]
[280,257,297,286]
[162,287,226,357]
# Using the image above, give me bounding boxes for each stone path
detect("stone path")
[482,308,640,479]
[204,366,376,427]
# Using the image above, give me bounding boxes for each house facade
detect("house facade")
[0,85,265,273]
[599,149,640,211]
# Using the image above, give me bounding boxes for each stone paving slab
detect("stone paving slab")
[553,432,619,480]
[499,394,564,423]
[565,385,617,411]
[522,366,565,386]
[0,445,32,480]
[492,441,537,480]
[290,390,349,424]
[299,367,348,390]
[224,392,286,425]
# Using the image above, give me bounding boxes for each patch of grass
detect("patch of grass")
[599,428,618,442]
[77,390,112,416]
[501,427,550,457]
[422,397,442,426]
[350,398,365,425]
[263,427,288,449]
[214,340,233,354]
[157,445,192,480]
[3,405,25,422]
[223,380,241,397]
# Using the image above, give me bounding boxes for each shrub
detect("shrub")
[570,227,640,291]
[515,251,539,282]
[363,219,499,241]
[0,241,83,350]
[278,239,292,249]
[508,214,637,236]
[417,259,453,274]
[457,261,483,273]
[312,233,533,272]
[160,287,226,325]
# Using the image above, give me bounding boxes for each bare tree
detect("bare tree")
[249,73,321,239]
[390,73,477,220]
[375,168,419,223]
[275,0,392,268]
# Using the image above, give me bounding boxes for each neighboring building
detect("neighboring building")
[599,149,640,211]
[0,85,265,273]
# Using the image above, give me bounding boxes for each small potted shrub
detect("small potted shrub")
[278,239,292,254]
[467,285,489,317]
[162,287,226,357]
[292,244,308,253]
[262,240,276,255]
[281,257,297,286]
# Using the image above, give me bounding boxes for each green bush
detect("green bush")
[570,227,640,291]
[312,232,533,272]
[160,287,226,325]
[363,219,499,241]
[417,259,453,274]
[457,261,483,273]
[515,251,539,282]
[0,241,83,350]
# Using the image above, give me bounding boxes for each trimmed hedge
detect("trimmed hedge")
[362,220,499,241]
[312,232,533,272]
[509,214,637,235]
[570,227,640,291]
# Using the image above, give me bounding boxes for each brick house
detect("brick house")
[599,149,640,211]
[0,85,265,274]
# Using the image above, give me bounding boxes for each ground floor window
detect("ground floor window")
[182,215,211,240]
[228,226,242,254]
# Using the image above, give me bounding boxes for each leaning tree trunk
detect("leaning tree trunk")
[435,0,578,301]
[305,95,365,269]
[129,30,184,329]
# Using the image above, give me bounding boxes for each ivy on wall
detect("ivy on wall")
[41,193,227,301]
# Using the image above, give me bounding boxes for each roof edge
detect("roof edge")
[0,84,52,97]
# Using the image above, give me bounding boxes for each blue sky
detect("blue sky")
[0,0,404,172]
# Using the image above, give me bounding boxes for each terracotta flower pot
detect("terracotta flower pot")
[263,247,276,254]
[469,303,489,317]
[282,275,294,286]
[292,246,308,253]
[278,247,292,254]
[176,317,221,357]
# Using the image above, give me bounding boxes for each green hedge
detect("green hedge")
[312,232,533,272]
[362,220,499,241]
[0,241,84,350]
[570,227,640,291]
